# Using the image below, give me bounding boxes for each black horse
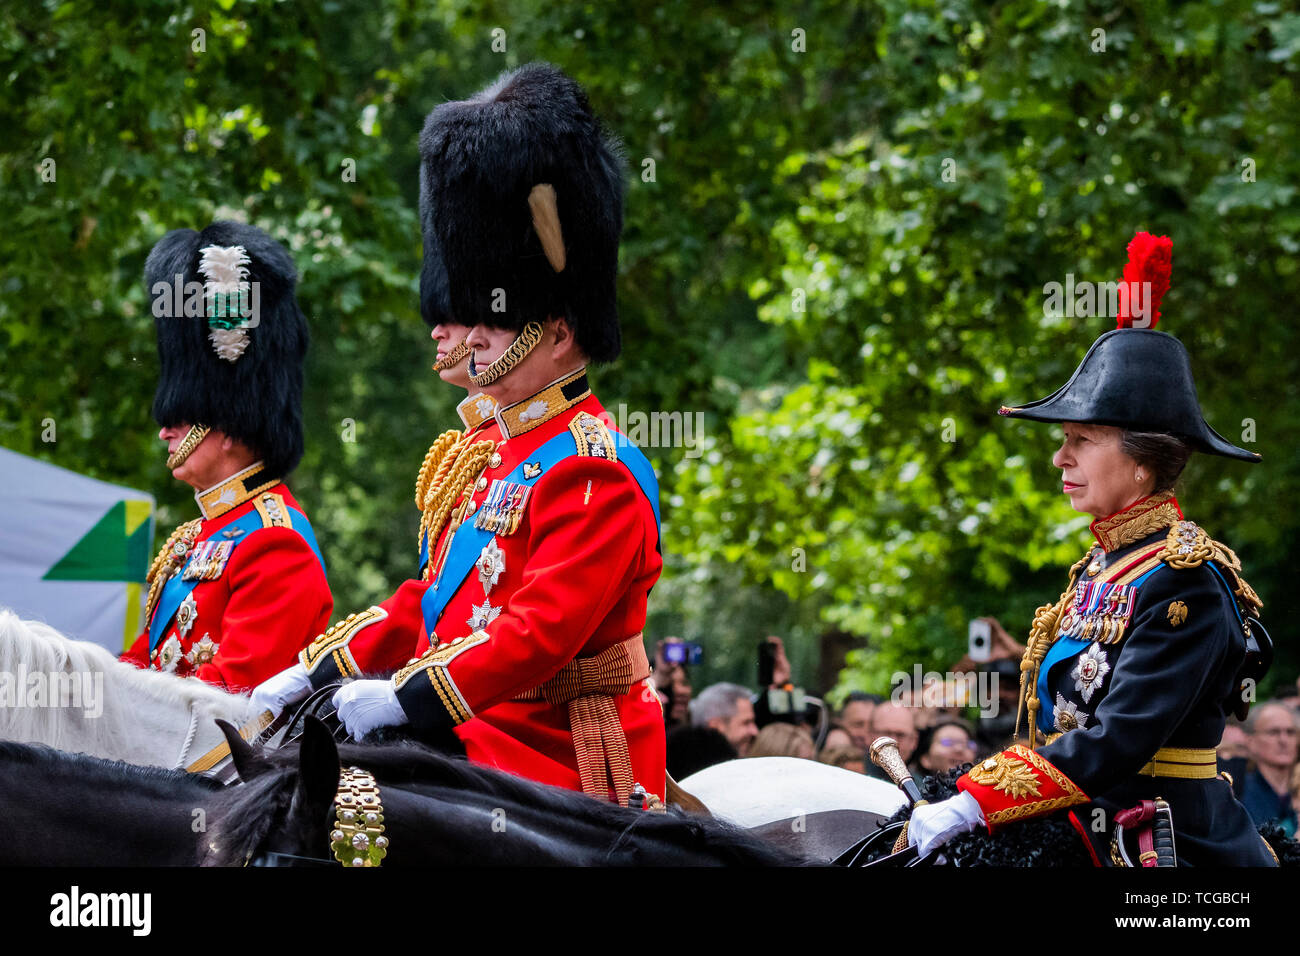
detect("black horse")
[0,740,224,865]
[201,718,810,867]
[852,767,1300,867]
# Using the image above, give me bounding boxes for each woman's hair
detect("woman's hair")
[914,717,975,771]
[1119,429,1193,493]
[748,722,815,759]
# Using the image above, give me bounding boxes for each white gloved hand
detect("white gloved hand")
[907,790,986,856]
[249,662,313,719]
[332,679,408,739]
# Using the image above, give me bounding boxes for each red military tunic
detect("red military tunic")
[122,463,332,693]
[301,371,666,801]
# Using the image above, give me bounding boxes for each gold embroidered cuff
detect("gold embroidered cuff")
[300,606,388,679]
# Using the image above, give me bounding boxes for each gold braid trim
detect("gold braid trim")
[414,429,464,510]
[417,439,495,580]
[143,518,203,625]
[1017,551,1091,748]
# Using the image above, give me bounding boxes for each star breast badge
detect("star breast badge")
[467,599,502,631]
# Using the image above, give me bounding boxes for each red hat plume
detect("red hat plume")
[1116,231,1172,329]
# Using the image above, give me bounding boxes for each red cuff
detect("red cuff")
[956,744,1089,831]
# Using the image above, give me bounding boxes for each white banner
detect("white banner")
[0,446,154,653]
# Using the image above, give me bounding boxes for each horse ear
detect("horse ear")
[216,718,272,782]
[295,716,341,813]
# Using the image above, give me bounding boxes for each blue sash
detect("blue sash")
[149,504,325,652]
[1037,564,1161,734]
[420,430,660,637]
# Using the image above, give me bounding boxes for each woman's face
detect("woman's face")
[921,725,974,773]
[1051,423,1151,519]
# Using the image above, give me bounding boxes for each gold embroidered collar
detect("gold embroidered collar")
[456,392,499,431]
[195,461,279,520]
[1090,490,1183,553]
[495,367,591,439]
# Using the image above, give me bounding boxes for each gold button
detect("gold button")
[476,476,487,492]
[489,452,503,469]
[466,501,477,515]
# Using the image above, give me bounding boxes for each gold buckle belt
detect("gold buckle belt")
[1137,746,1218,780]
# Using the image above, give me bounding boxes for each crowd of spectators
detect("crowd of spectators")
[651,631,1300,837]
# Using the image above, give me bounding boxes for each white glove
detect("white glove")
[907,790,986,856]
[249,662,313,718]
[332,679,408,738]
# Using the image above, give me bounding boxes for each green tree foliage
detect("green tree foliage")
[1,1,1295,697]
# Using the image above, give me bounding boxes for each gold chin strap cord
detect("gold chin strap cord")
[166,424,211,469]
[468,321,544,388]
[432,338,471,373]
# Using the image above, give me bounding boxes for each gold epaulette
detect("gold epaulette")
[568,411,618,462]
[1158,520,1263,615]
[252,491,291,528]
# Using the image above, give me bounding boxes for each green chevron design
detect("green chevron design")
[43,500,153,582]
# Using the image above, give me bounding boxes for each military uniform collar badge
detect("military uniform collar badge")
[456,392,499,430]
[1090,490,1183,553]
[195,461,279,520]
[495,367,591,439]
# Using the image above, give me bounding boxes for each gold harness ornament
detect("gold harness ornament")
[330,767,389,867]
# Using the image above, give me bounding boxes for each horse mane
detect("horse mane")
[0,738,222,799]
[0,608,256,757]
[205,736,809,867]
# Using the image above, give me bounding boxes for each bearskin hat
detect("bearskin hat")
[418,164,453,329]
[146,220,308,478]
[418,62,625,362]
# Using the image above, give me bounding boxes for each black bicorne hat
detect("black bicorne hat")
[146,220,309,478]
[999,232,1259,463]
[418,62,625,362]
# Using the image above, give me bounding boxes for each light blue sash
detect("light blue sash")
[149,505,324,652]
[420,431,660,637]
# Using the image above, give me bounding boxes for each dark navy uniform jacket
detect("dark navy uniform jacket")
[957,492,1276,866]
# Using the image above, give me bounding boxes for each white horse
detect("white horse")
[0,608,262,771]
[681,757,906,861]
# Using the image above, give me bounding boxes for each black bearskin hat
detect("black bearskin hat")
[418,62,625,362]
[418,163,453,329]
[1000,232,1260,463]
[146,220,308,478]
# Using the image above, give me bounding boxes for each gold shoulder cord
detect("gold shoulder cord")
[142,518,203,624]
[414,429,463,509]
[416,436,495,579]
[1016,551,1092,749]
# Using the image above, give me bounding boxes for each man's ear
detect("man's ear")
[548,316,586,365]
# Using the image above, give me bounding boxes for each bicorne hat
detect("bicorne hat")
[999,232,1259,462]
[146,220,309,478]
[417,62,625,362]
